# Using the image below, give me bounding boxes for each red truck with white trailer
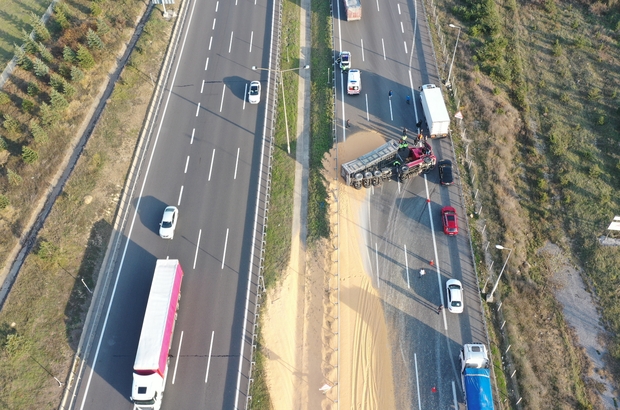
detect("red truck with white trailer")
[131,259,184,410]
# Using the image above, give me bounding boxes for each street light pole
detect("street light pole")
[446,24,461,89]
[252,64,310,155]
[486,244,512,303]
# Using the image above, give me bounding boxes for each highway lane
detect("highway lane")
[334,0,485,408]
[71,0,275,408]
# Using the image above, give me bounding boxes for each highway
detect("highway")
[334,0,486,408]
[70,0,275,408]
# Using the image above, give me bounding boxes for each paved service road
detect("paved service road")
[333,0,487,408]
[70,0,276,409]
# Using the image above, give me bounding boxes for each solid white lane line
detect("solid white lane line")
[171,331,184,384]
[219,84,225,112]
[195,102,200,116]
[452,381,458,410]
[401,22,404,33]
[365,94,369,121]
[249,31,254,52]
[208,36,213,50]
[389,99,393,121]
[205,331,215,383]
[201,79,205,93]
[208,149,215,181]
[193,229,201,269]
[205,57,209,71]
[404,41,408,54]
[424,175,447,330]
[409,70,420,125]
[212,18,216,30]
[234,148,240,179]
[243,83,247,110]
[404,244,410,289]
[184,156,189,173]
[78,0,201,405]
[221,228,229,269]
[361,39,365,61]
[178,186,183,206]
[414,354,422,409]
[191,128,195,144]
[382,38,386,60]
[229,31,234,53]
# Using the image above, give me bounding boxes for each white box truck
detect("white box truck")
[419,84,450,138]
[131,259,184,410]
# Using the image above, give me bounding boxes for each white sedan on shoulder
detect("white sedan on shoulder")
[446,279,464,313]
[159,206,178,239]
[248,81,261,104]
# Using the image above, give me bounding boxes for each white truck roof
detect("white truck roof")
[461,343,490,370]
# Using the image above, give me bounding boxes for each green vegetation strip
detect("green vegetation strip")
[0,8,172,409]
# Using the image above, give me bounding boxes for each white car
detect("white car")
[248,81,261,104]
[446,279,464,313]
[159,206,178,239]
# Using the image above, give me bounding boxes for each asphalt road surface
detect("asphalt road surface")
[70,0,275,409]
[333,0,487,408]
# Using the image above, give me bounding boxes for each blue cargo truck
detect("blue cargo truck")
[460,344,495,410]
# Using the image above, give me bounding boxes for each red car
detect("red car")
[441,206,458,235]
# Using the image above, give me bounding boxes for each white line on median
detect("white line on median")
[219,84,226,112]
[201,79,205,93]
[221,228,229,269]
[365,94,369,121]
[212,18,216,30]
[243,83,247,110]
[404,244,410,289]
[205,57,209,71]
[249,31,253,52]
[234,147,240,179]
[195,102,200,117]
[193,229,201,269]
[401,21,404,33]
[205,331,215,383]
[404,41,408,54]
[184,156,189,173]
[171,331,184,384]
[452,380,458,410]
[414,353,422,409]
[208,149,215,181]
[361,39,365,61]
[191,128,195,144]
[382,38,386,60]
[228,31,234,53]
[178,186,183,206]
[208,36,213,50]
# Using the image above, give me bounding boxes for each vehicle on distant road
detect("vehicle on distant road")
[159,206,178,239]
[248,81,261,104]
[347,69,361,95]
[446,279,464,313]
[441,206,458,235]
[438,159,454,185]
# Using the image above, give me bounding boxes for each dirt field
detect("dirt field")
[262,131,397,409]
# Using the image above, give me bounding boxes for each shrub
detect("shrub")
[7,169,22,186]
[40,102,60,127]
[87,29,104,50]
[50,89,68,111]
[14,44,26,65]
[71,66,84,82]
[22,30,39,54]
[589,164,601,178]
[33,58,49,77]
[27,82,40,96]
[597,115,605,125]
[58,63,72,78]
[0,194,9,210]
[38,42,54,63]
[96,18,110,35]
[22,99,35,113]
[587,88,601,101]
[76,45,95,70]
[552,39,562,56]
[0,92,10,105]
[54,6,70,30]
[30,12,51,42]
[30,120,48,143]
[0,136,7,150]
[22,146,39,164]
[63,46,76,63]
[50,73,65,92]
[3,114,20,134]
[63,82,76,98]
[20,56,33,71]
[90,3,103,17]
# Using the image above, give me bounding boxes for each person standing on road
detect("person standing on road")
[346,119,350,128]
[406,95,411,104]
[419,269,426,278]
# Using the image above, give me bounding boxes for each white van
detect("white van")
[347,69,361,95]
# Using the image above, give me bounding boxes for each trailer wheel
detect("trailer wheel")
[353,180,362,189]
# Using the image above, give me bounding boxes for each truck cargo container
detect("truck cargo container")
[419,84,450,138]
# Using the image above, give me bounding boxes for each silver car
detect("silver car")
[248,81,261,104]
[159,206,178,239]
